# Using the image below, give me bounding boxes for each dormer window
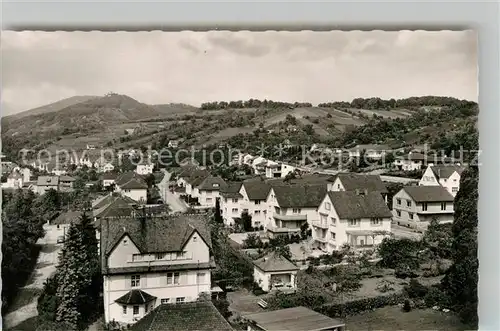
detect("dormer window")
[213,183,219,188]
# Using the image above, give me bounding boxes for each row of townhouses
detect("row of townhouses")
[218,164,465,253]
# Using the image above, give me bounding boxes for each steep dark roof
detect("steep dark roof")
[334,173,388,193]
[100,215,212,273]
[254,253,299,272]
[93,194,137,210]
[327,191,392,219]
[93,197,136,222]
[220,182,243,198]
[115,290,156,305]
[399,152,427,161]
[430,165,465,180]
[197,176,227,191]
[185,170,210,185]
[243,306,344,331]
[102,172,118,180]
[59,175,75,182]
[52,211,85,225]
[272,184,327,209]
[403,186,454,202]
[129,301,234,331]
[37,176,59,186]
[120,177,149,190]
[115,172,143,186]
[242,180,272,200]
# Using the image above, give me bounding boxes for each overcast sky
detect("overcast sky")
[1,30,477,115]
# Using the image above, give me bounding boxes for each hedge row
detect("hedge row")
[317,293,407,318]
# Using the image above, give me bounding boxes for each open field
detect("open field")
[345,306,468,331]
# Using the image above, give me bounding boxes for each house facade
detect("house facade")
[265,184,326,238]
[393,152,427,171]
[220,182,244,226]
[253,253,299,292]
[135,163,154,175]
[419,165,465,197]
[115,173,148,202]
[265,163,296,179]
[5,170,23,189]
[194,176,227,208]
[313,191,392,253]
[101,215,216,325]
[36,176,60,195]
[238,181,272,228]
[392,186,455,230]
[348,144,390,160]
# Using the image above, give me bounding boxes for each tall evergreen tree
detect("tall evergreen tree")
[442,166,478,327]
[75,212,102,324]
[55,222,86,329]
[214,198,223,223]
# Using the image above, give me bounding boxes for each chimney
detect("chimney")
[364,188,369,195]
[355,188,360,195]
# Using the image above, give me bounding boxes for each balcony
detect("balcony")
[311,220,329,229]
[273,213,307,221]
[315,236,328,243]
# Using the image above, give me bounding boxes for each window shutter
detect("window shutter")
[181,272,188,285]
[142,275,147,288]
[160,273,167,286]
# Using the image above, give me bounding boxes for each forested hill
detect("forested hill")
[339,99,478,155]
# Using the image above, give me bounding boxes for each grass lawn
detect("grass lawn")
[345,306,470,331]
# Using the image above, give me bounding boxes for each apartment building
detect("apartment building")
[392,186,455,230]
[314,190,392,253]
[100,214,216,325]
[115,172,148,202]
[265,184,327,238]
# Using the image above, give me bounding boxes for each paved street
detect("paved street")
[161,170,188,213]
[3,224,62,329]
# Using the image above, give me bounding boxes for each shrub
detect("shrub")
[424,285,450,308]
[404,279,429,299]
[252,283,266,296]
[376,279,395,293]
[395,265,419,279]
[318,293,406,317]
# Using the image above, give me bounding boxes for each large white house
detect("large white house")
[392,186,455,230]
[314,191,392,253]
[265,162,296,179]
[115,172,148,202]
[265,184,327,238]
[3,170,23,189]
[348,144,390,160]
[219,182,244,226]
[191,176,227,208]
[393,152,427,171]
[135,163,154,175]
[100,214,216,325]
[419,165,465,197]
